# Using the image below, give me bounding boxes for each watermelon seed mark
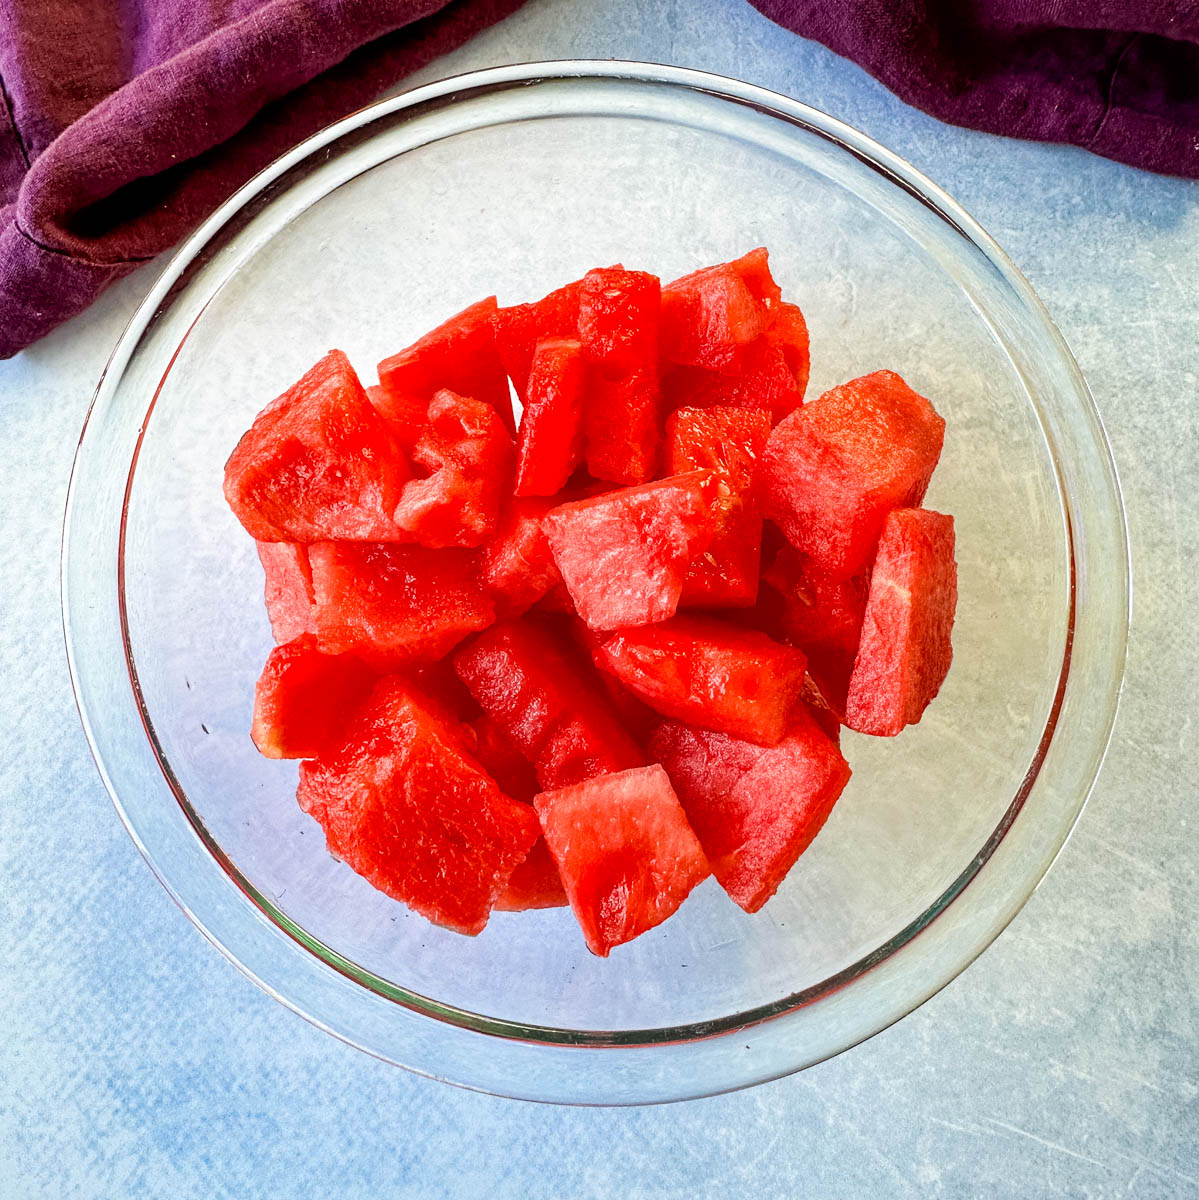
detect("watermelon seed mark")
[200,723,210,734]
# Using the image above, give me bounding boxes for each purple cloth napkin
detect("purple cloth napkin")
[2,1,1197,359]
[0,0,524,358]
[750,1,1199,180]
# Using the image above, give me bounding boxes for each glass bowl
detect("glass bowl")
[62,61,1129,1105]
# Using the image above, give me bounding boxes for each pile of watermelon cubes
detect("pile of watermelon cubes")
[224,249,957,956]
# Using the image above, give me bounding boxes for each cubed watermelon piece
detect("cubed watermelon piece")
[578,267,661,373]
[649,705,850,912]
[666,405,770,489]
[662,338,801,424]
[667,406,771,606]
[729,247,783,307]
[764,301,810,400]
[224,350,411,543]
[376,297,515,436]
[393,389,514,548]
[543,471,717,630]
[480,496,561,617]
[250,634,377,759]
[594,616,807,745]
[845,508,957,736]
[461,714,568,910]
[494,837,569,911]
[309,541,494,668]
[534,764,710,955]
[298,679,539,935]
[759,370,946,580]
[583,367,661,485]
[256,540,316,643]
[452,619,645,790]
[492,279,583,401]
[764,542,869,718]
[660,262,764,371]
[514,337,585,496]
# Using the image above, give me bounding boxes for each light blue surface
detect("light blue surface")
[2,1,1196,1195]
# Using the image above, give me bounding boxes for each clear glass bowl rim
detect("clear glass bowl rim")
[62,59,1130,1104]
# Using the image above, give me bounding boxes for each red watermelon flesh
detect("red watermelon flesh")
[662,339,801,424]
[760,369,946,580]
[393,389,514,548]
[649,705,850,912]
[578,267,660,372]
[667,406,770,606]
[764,543,869,718]
[800,674,843,746]
[660,262,764,371]
[480,496,561,616]
[223,350,411,544]
[594,616,807,746]
[297,679,539,935]
[583,366,662,485]
[251,634,377,759]
[492,279,583,401]
[471,714,539,801]
[256,540,316,643]
[515,337,586,496]
[534,764,710,956]
[845,508,957,736]
[764,301,810,399]
[495,837,569,911]
[376,296,515,436]
[453,619,645,790]
[308,541,494,668]
[543,470,717,630]
[729,247,783,307]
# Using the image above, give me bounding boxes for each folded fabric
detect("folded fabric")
[2,1,1196,359]
[0,0,524,359]
[750,1,1199,180]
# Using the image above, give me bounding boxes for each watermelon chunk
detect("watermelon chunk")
[594,616,807,746]
[515,337,586,496]
[224,350,411,543]
[250,634,377,759]
[649,705,850,913]
[764,301,810,400]
[583,367,661,485]
[256,540,316,643]
[492,279,583,401]
[661,339,802,424]
[533,764,710,955]
[309,541,494,668]
[660,262,763,371]
[759,370,946,580]
[298,679,539,935]
[393,389,514,548]
[729,247,783,307]
[543,471,717,630]
[494,837,569,911]
[667,406,771,607]
[469,715,568,912]
[479,496,561,617]
[376,297,515,436]
[452,619,645,790]
[578,267,661,372]
[845,508,957,736]
[763,542,869,718]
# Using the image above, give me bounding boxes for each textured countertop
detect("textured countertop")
[3,1,1196,1196]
